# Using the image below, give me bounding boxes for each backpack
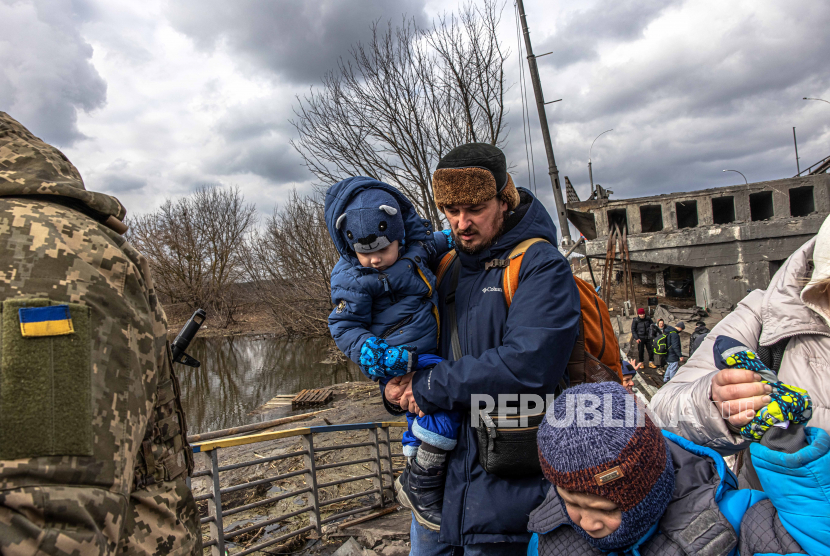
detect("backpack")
[436,238,623,386]
[654,329,677,356]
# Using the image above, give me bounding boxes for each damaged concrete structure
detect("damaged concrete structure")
[567,174,830,308]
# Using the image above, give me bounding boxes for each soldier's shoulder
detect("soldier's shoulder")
[0,196,124,238]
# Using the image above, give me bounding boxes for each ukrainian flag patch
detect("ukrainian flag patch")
[18,305,75,337]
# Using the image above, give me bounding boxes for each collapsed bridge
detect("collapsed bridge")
[566,173,830,309]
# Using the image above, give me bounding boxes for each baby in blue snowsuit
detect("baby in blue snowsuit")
[325,176,461,531]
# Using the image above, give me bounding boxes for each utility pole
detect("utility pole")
[793,127,801,175]
[515,0,572,248]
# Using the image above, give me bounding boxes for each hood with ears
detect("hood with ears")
[324,176,432,259]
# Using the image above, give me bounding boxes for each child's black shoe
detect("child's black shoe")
[394,459,445,531]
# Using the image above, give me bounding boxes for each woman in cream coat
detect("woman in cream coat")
[650,215,830,489]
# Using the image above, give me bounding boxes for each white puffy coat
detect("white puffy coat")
[650,236,830,488]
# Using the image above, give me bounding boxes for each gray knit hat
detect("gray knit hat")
[538,382,675,551]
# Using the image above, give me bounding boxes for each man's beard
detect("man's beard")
[455,210,508,255]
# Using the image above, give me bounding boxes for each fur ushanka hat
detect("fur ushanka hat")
[432,143,521,211]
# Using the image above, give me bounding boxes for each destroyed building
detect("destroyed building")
[566,172,830,309]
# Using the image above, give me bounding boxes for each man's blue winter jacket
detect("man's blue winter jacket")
[325,176,449,364]
[398,188,581,545]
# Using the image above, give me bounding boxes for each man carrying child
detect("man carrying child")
[382,143,581,554]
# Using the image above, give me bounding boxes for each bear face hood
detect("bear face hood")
[324,176,432,261]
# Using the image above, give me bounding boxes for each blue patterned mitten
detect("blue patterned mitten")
[713,336,812,441]
[442,228,455,250]
[359,337,414,379]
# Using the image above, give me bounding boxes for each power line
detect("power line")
[514,1,537,195]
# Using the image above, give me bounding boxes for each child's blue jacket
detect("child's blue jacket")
[325,176,449,368]
[749,426,830,555]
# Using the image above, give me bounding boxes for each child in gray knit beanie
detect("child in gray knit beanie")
[534,382,674,551]
[529,382,830,556]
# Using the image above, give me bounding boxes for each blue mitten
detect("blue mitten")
[713,336,813,441]
[442,228,455,250]
[359,337,414,379]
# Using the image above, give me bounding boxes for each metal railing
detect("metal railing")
[188,421,408,555]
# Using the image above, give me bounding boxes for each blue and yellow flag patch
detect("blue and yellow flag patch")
[18,305,75,337]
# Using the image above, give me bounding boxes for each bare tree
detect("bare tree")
[129,185,257,326]
[242,191,340,336]
[291,0,509,228]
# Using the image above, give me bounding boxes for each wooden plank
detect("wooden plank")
[188,408,337,442]
[193,426,313,452]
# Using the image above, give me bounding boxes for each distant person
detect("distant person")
[527,382,830,556]
[325,177,459,532]
[654,320,685,381]
[621,358,641,393]
[630,307,656,368]
[650,318,666,368]
[689,320,710,356]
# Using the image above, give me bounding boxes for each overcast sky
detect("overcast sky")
[2,0,829,228]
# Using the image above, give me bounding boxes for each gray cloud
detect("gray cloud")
[205,97,309,184]
[166,0,429,84]
[11,0,826,232]
[79,158,148,197]
[535,0,679,69]
[504,0,830,214]
[0,0,107,146]
[104,174,146,193]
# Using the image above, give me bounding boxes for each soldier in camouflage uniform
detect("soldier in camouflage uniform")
[0,112,200,555]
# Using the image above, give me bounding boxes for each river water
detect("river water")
[177,335,367,434]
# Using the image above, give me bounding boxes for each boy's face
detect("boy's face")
[355,240,399,271]
[557,486,622,538]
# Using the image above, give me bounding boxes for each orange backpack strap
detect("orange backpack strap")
[435,250,457,286]
[572,275,623,381]
[502,238,549,307]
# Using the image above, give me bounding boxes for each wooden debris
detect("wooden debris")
[187,407,335,443]
[337,505,402,530]
[292,388,334,409]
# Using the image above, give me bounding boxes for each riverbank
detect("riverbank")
[165,302,287,339]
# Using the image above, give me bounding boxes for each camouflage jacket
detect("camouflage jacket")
[0,112,200,555]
